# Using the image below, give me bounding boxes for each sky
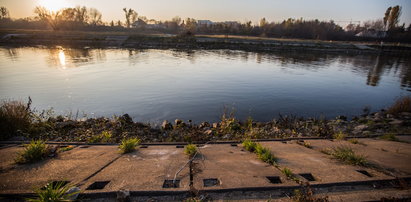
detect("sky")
[1,0,410,26]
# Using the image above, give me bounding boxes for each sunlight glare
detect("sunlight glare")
[38,0,69,12]
[58,49,66,69]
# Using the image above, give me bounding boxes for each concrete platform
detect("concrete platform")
[193,144,296,189]
[0,138,410,200]
[260,141,391,184]
[0,145,120,194]
[81,145,190,192]
[306,139,411,177]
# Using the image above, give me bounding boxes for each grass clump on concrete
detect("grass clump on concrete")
[242,140,277,165]
[27,181,78,202]
[379,133,399,142]
[297,140,312,149]
[387,96,411,115]
[15,140,49,164]
[333,131,346,140]
[242,140,257,152]
[184,144,198,157]
[292,186,329,202]
[119,138,141,154]
[329,146,367,166]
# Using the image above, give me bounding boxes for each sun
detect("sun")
[37,0,70,12]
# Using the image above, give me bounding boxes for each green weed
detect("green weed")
[27,181,78,202]
[15,140,49,164]
[87,131,112,143]
[184,144,198,157]
[379,133,399,142]
[329,146,368,166]
[119,138,141,154]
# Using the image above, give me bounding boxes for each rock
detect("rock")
[7,135,29,141]
[400,112,411,117]
[212,123,219,128]
[174,119,183,126]
[116,189,130,202]
[204,129,213,135]
[386,114,393,118]
[66,187,80,200]
[55,121,77,129]
[161,120,172,130]
[336,116,347,121]
[199,122,210,128]
[354,124,368,131]
[119,114,133,124]
[389,119,403,125]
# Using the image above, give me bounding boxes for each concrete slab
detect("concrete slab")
[260,141,391,184]
[306,139,411,177]
[0,145,120,194]
[359,138,411,156]
[397,135,411,143]
[193,144,296,189]
[81,145,190,192]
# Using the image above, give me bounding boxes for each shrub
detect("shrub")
[0,99,33,140]
[27,181,78,202]
[379,133,399,142]
[15,140,49,164]
[184,144,198,157]
[258,150,277,165]
[329,146,367,166]
[119,138,141,154]
[243,140,277,165]
[87,131,112,143]
[387,96,411,115]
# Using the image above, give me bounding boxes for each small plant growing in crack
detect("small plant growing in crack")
[282,167,299,183]
[348,138,366,145]
[119,138,141,154]
[297,140,312,149]
[184,144,198,157]
[242,140,277,165]
[15,140,49,164]
[27,181,79,202]
[379,133,400,142]
[333,131,346,140]
[242,139,257,152]
[328,146,368,166]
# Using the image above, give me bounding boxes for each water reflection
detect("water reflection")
[45,48,106,68]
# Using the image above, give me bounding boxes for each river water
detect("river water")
[0,47,410,123]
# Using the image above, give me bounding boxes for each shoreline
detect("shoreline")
[1,29,411,55]
[1,99,410,143]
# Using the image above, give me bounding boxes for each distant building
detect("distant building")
[355,29,387,38]
[197,20,214,26]
[223,21,240,28]
[132,19,147,29]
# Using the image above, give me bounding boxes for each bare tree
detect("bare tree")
[384,5,402,30]
[89,8,102,26]
[123,8,137,28]
[34,6,62,30]
[74,6,88,24]
[0,6,10,19]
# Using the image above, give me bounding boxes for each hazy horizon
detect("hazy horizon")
[1,0,411,27]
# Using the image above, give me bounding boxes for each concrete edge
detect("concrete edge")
[1,177,410,199]
[1,133,410,147]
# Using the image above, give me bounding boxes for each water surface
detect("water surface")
[0,47,410,123]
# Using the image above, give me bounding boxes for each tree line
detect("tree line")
[0,5,410,42]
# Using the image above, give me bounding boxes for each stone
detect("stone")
[161,120,172,130]
[389,119,403,125]
[199,122,210,128]
[119,114,133,124]
[354,124,368,131]
[66,187,80,200]
[212,123,219,128]
[116,189,130,202]
[204,129,213,135]
[174,119,183,126]
[336,115,347,121]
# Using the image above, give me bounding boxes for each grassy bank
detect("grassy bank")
[1,29,411,54]
[0,97,410,143]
